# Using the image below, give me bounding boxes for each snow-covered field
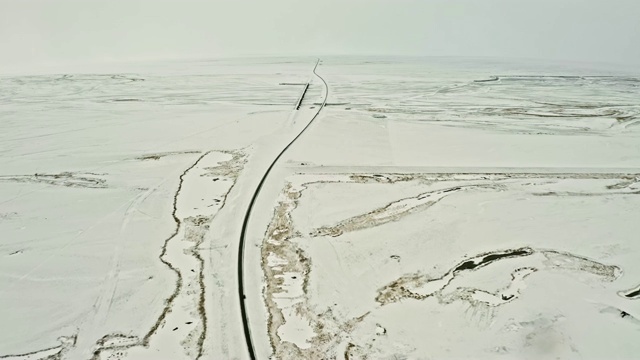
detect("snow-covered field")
[262,173,640,359]
[1,57,639,359]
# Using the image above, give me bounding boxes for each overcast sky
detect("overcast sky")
[1,0,639,72]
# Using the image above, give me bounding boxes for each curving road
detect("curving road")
[237,59,329,360]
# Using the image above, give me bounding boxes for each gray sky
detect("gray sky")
[1,0,639,72]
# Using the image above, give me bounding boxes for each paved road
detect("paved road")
[237,59,329,360]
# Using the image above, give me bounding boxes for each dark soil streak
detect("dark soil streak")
[0,335,77,360]
[142,151,210,347]
[0,346,61,359]
[622,285,640,299]
[627,289,640,298]
[193,248,208,360]
[454,249,533,273]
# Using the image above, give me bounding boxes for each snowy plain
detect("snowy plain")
[1,57,639,359]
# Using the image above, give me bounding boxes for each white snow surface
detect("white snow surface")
[1,57,640,359]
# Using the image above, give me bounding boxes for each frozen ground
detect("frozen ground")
[261,173,640,359]
[259,58,640,359]
[0,58,323,359]
[1,57,639,359]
